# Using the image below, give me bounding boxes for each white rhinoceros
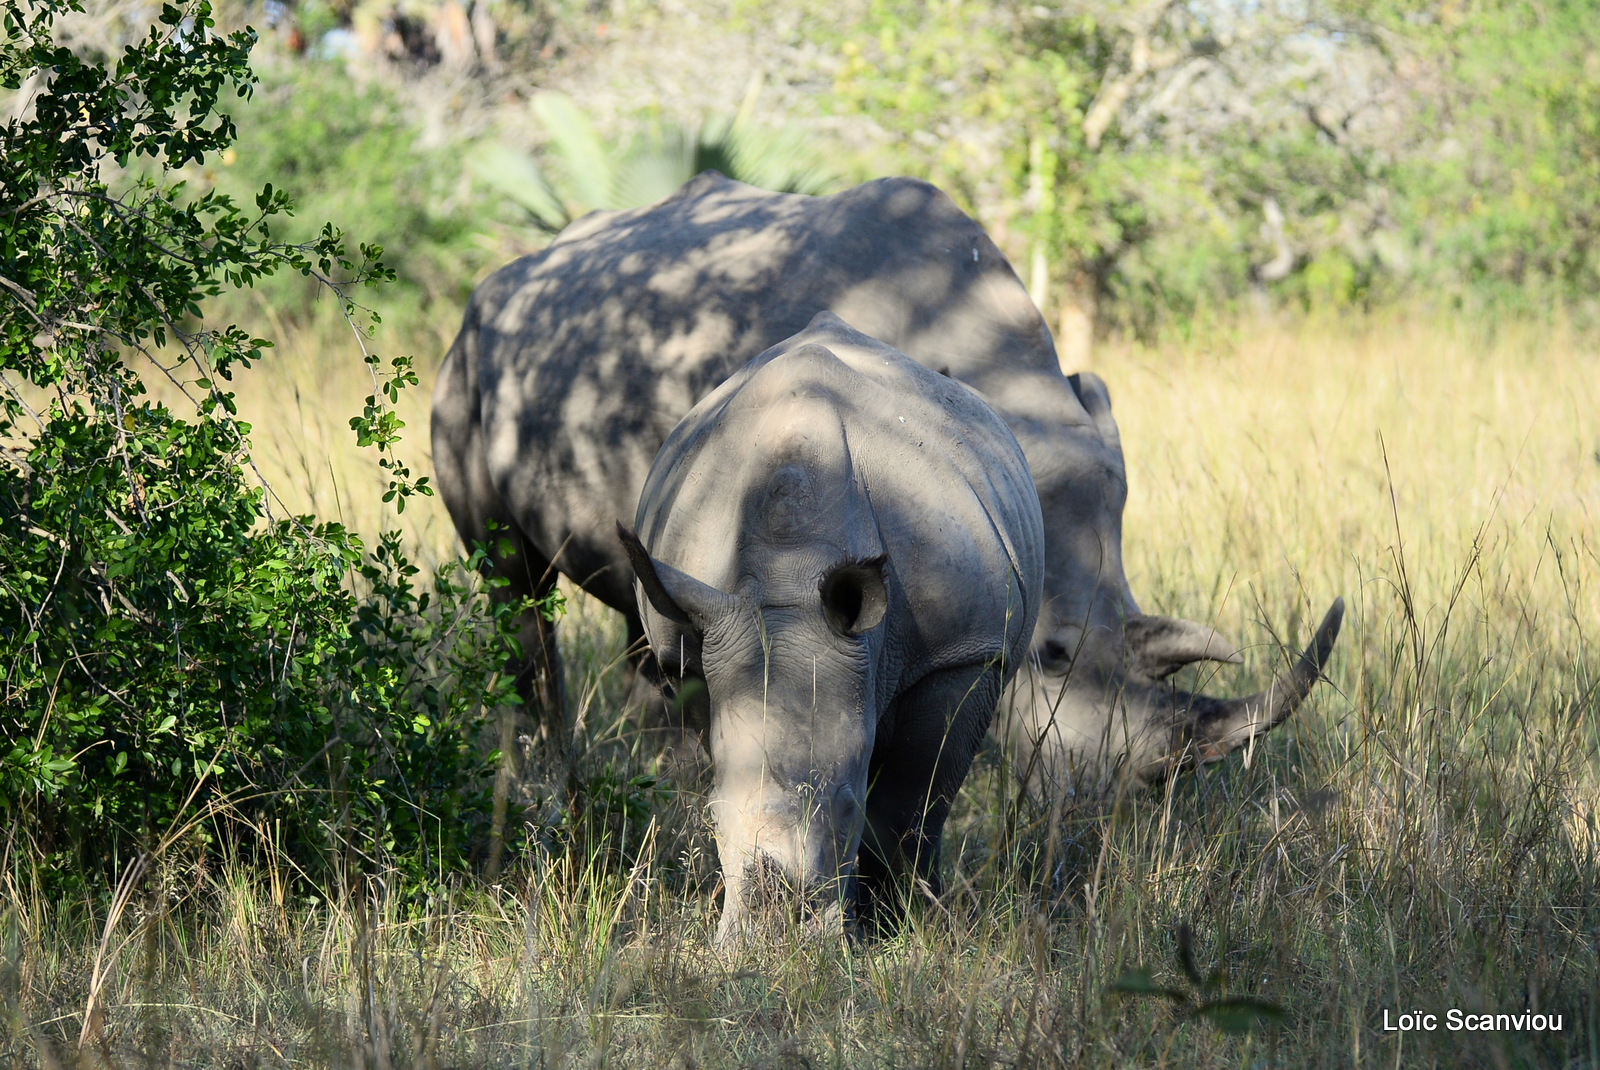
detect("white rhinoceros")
[619,313,1042,941]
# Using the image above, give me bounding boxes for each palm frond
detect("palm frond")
[477,90,836,232]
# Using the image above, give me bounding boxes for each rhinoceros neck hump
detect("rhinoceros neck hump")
[643,346,878,590]
[810,178,1060,379]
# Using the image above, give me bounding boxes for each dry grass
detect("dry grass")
[3,310,1597,1068]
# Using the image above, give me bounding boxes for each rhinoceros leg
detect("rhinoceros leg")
[856,662,1004,932]
[464,519,566,773]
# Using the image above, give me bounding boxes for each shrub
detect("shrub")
[0,0,520,889]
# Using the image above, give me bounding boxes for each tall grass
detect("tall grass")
[2,311,1595,1067]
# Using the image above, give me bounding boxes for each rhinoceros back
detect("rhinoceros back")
[635,313,1044,690]
[446,171,1056,613]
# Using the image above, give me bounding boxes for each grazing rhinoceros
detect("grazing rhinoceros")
[430,170,1342,788]
[617,313,1043,941]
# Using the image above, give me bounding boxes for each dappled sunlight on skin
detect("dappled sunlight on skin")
[445,173,1063,615]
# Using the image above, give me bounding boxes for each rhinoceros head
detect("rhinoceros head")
[983,368,1344,794]
[618,452,893,944]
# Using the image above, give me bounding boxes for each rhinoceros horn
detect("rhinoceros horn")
[1178,597,1345,764]
[1123,616,1245,679]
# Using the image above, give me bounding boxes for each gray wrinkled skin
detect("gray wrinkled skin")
[431,170,1342,796]
[619,314,1043,943]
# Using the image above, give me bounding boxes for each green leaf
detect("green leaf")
[1196,997,1286,1034]
[1109,970,1189,1004]
[531,91,615,211]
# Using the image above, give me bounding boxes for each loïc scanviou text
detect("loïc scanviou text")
[1382,1009,1563,1032]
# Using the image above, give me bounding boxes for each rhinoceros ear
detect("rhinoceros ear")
[1066,371,1122,454]
[819,555,888,637]
[1124,615,1244,680]
[617,522,736,627]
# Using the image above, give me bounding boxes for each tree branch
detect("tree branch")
[1082,1,1195,150]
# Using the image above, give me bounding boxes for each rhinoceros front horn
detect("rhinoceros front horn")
[1182,598,1345,763]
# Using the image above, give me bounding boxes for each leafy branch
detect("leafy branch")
[350,352,432,510]
[0,0,505,888]
[1109,922,1286,1035]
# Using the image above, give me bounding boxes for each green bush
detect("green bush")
[819,0,1600,332]
[0,403,358,857]
[473,89,837,233]
[0,0,522,889]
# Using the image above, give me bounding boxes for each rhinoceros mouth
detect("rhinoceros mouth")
[740,852,855,907]
[717,851,855,945]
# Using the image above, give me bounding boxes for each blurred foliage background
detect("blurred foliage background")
[42,0,1594,349]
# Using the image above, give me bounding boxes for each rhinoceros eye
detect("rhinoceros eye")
[819,556,888,637]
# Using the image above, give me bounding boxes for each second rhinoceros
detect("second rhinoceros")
[618,313,1043,942]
